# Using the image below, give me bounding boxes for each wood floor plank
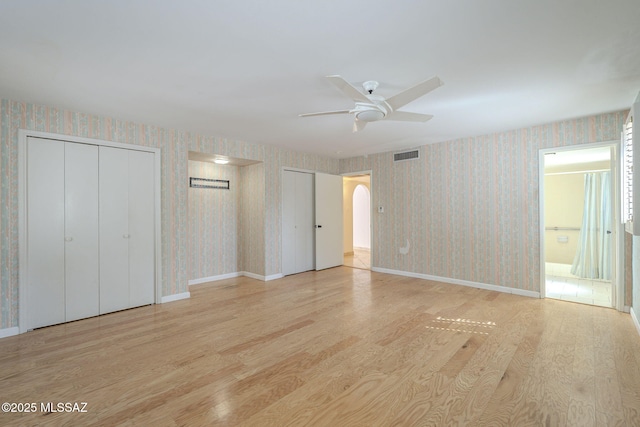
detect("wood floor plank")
[1,267,639,426]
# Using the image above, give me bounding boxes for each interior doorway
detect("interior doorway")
[342,173,371,270]
[540,144,620,308]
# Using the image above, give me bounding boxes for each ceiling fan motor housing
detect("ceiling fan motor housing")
[352,102,387,122]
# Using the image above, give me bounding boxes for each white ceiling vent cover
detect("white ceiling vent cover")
[394,149,420,162]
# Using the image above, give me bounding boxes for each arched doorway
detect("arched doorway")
[343,181,371,269]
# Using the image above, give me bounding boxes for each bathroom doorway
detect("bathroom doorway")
[540,144,620,308]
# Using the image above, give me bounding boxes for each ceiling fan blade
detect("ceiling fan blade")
[326,75,370,103]
[385,76,443,110]
[386,111,434,122]
[352,119,367,133]
[299,109,351,117]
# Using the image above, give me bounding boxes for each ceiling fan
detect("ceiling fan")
[299,75,443,132]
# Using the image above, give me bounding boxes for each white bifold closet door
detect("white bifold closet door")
[64,143,100,321]
[282,170,315,275]
[99,146,155,314]
[26,138,99,329]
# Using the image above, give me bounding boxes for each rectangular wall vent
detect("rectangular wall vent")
[189,177,230,189]
[394,149,420,162]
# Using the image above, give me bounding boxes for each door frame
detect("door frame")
[18,129,163,333]
[538,140,624,311]
[342,170,373,269]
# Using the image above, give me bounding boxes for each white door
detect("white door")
[26,137,66,329]
[64,142,99,321]
[315,173,344,270]
[282,170,315,275]
[99,146,131,313]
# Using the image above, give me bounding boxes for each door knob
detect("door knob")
[64,237,73,242]
[315,225,322,228]
[123,234,130,238]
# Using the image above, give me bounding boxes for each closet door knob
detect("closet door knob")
[64,237,73,242]
[123,234,130,239]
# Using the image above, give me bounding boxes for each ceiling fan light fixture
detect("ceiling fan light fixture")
[355,109,385,122]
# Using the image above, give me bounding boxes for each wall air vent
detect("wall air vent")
[189,177,230,190]
[394,149,420,162]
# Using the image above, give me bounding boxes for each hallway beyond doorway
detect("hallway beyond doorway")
[344,248,370,270]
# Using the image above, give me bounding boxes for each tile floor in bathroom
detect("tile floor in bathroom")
[545,262,612,308]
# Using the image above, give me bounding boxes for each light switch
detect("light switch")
[378,206,384,213]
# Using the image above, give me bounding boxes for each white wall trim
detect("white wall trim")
[624,305,631,313]
[631,307,640,337]
[189,271,284,284]
[241,271,284,282]
[0,327,20,339]
[372,267,541,298]
[160,292,190,303]
[188,272,241,286]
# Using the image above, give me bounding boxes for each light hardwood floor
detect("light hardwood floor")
[1,267,640,426]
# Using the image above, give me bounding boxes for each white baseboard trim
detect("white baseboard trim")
[371,267,541,299]
[188,272,285,285]
[240,271,284,282]
[623,305,631,313]
[188,272,241,286]
[631,307,640,337]
[160,292,191,303]
[0,327,20,339]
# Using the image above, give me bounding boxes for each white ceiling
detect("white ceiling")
[1,1,639,159]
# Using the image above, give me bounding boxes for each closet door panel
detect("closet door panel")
[99,146,130,314]
[128,150,155,306]
[64,143,99,322]
[295,172,315,272]
[26,138,65,329]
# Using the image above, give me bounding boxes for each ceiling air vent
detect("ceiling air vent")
[394,149,420,162]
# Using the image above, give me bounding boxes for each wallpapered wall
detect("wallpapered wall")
[340,111,630,304]
[188,160,239,280]
[0,99,631,330]
[0,99,339,329]
[239,162,265,275]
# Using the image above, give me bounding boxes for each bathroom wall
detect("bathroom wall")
[544,160,610,265]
